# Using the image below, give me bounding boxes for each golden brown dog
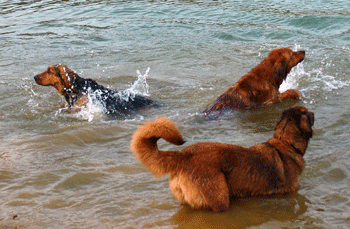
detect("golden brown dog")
[34,64,156,115]
[131,106,314,212]
[202,47,305,115]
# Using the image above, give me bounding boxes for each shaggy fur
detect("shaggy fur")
[202,47,305,115]
[131,106,314,212]
[34,64,155,115]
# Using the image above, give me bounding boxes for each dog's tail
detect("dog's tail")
[131,117,186,176]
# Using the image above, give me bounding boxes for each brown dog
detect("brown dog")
[131,106,314,212]
[34,65,156,115]
[202,47,305,115]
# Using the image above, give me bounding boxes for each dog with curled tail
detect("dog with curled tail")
[131,106,314,212]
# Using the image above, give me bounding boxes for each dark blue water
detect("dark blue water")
[1,1,350,228]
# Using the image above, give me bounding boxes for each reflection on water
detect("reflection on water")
[172,192,309,228]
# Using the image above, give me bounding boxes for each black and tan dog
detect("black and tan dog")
[34,64,155,115]
[202,47,305,115]
[131,106,314,212]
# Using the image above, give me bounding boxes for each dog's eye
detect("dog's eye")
[47,69,51,74]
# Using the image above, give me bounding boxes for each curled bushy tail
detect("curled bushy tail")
[131,117,186,176]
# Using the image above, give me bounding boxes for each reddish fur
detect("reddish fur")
[202,47,305,115]
[131,106,314,212]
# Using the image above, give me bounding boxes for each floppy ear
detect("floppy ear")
[55,65,81,106]
[56,65,72,88]
[300,112,314,139]
[273,111,289,139]
[274,59,289,80]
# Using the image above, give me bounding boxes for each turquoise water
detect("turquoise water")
[1,1,350,228]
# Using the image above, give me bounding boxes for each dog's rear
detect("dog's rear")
[131,118,231,212]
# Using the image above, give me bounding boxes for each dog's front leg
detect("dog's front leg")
[278,89,302,102]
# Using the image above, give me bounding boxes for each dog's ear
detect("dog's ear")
[274,59,289,80]
[300,111,314,138]
[274,110,289,139]
[56,65,77,89]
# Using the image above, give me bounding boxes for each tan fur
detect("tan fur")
[34,65,89,109]
[131,106,314,212]
[34,65,78,95]
[202,47,305,115]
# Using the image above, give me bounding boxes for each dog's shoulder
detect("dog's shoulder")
[73,77,108,93]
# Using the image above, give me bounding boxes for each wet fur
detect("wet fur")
[34,64,155,115]
[202,47,306,115]
[131,106,314,212]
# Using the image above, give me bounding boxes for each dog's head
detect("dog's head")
[267,47,305,85]
[273,106,314,154]
[34,64,80,95]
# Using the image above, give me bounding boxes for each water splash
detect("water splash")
[128,67,151,96]
[73,67,152,122]
[70,93,105,122]
[279,62,304,93]
[292,44,302,52]
[279,50,349,105]
[280,62,349,94]
[279,44,305,92]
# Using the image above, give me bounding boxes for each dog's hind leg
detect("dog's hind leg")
[170,172,230,212]
[199,172,230,212]
[170,173,208,209]
[169,174,186,205]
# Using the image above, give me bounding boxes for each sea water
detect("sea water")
[1,1,350,228]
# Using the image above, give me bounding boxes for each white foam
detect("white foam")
[279,44,305,93]
[279,62,304,93]
[73,93,105,122]
[73,67,152,122]
[280,63,349,94]
[305,69,349,92]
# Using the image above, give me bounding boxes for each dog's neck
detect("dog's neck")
[61,75,84,107]
[251,60,285,89]
[265,137,306,175]
[273,128,311,156]
[63,90,81,107]
[62,76,102,107]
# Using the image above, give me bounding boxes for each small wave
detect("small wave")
[303,69,350,92]
[280,62,349,93]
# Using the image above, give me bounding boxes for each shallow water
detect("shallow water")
[1,1,350,228]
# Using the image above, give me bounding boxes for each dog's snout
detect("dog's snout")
[300,50,306,55]
[34,75,38,81]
